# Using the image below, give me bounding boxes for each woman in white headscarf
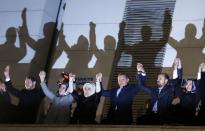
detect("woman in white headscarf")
[72,73,102,124]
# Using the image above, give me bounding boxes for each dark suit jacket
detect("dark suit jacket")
[102,81,140,124]
[137,69,182,115]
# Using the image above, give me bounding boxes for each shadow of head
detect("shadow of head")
[185,23,197,38]
[43,22,55,37]
[76,35,89,50]
[141,25,152,41]
[104,35,116,51]
[6,27,17,44]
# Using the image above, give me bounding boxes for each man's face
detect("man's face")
[0,81,6,92]
[118,75,129,87]
[157,74,168,87]
[58,84,67,95]
[25,78,36,90]
[184,80,193,92]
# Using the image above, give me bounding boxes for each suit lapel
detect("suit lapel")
[158,85,169,98]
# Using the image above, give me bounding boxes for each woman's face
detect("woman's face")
[83,86,94,97]
[183,80,193,92]
[58,84,67,95]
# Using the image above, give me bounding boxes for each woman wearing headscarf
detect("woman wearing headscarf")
[39,71,75,124]
[72,73,102,124]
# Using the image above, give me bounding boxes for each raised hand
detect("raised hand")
[69,73,76,82]
[174,58,181,69]
[90,21,96,28]
[201,63,205,72]
[96,72,102,82]
[4,65,10,79]
[39,71,46,83]
[198,63,204,72]
[137,63,145,73]
[21,8,26,19]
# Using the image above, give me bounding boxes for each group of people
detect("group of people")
[0,65,102,124]
[1,58,205,125]
[137,58,205,125]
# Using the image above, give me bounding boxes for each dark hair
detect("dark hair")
[0,78,3,83]
[181,78,197,92]
[118,73,129,79]
[26,76,37,82]
[159,73,169,80]
[58,82,69,90]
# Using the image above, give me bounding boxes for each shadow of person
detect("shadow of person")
[53,23,94,76]
[0,8,28,77]
[118,8,172,85]
[65,35,92,75]
[0,27,26,62]
[22,8,56,78]
[50,23,66,68]
[89,22,116,78]
[167,21,205,77]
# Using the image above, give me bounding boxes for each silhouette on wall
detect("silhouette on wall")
[118,9,172,82]
[0,9,27,63]
[89,22,116,77]
[167,20,205,77]
[21,8,55,78]
[0,8,27,80]
[52,23,97,76]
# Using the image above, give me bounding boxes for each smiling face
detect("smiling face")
[183,80,193,92]
[58,84,67,95]
[117,74,129,88]
[83,83,95,98]
[24,77,36,90]
[157,74,168,87]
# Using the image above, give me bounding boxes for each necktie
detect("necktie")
[116,87,122,97]
[152,88,161,113]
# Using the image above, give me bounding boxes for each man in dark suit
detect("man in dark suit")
[101,72,140,124]
[137,60,182,125]
[3,65,45,123]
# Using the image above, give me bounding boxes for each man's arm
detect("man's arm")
[136,63,152,96]
[172,58,182,83]
[4,65,22,97]
[101,89,111,97]
[21,8,36,49]
[170,58,183,98]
